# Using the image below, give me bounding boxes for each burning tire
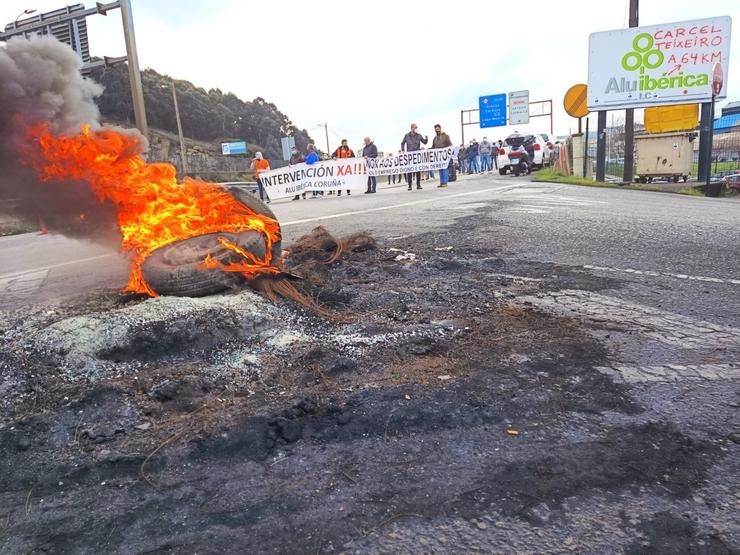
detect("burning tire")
[141,192,281,297]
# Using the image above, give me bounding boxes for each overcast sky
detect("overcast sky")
[3,0,739,154]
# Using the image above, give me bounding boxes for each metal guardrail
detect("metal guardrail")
[216,181,258,194]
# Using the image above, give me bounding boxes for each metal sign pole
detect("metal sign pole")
[583,117,590,178]
[705,95,716,196]
[622,0,639,184]
[596,111,607,182]
[460,110,465,146]
[119,0,147,137]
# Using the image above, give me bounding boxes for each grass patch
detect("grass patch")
[534,169,709,197]
[691,161,739,175]
[534,169,618,188]
[675,187,703,197]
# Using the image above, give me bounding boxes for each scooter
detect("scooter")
[507,144,532,176]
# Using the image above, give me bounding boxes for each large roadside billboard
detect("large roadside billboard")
[588,16,732,110]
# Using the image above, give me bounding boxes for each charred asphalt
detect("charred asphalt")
[0,174,739,554]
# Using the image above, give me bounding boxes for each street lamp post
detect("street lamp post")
[162,83,189,177]
[317,123,330,156]
[171,81,189,177]
[14,8,37,27]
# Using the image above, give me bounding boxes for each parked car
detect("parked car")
[538,133,556,152]
[498,133,550,175]
[531,135,551,168]
[497,143,511,175]
[724,173,740,191]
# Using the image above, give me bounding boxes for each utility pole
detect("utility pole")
[622,0,638,184]
[323,123,330,156]
[171,82,189,176]
[119,0,147,137]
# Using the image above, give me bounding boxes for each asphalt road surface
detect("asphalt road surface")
[1,172,738,316]
[1,171,739,553]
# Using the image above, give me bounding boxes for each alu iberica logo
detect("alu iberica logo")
[621,33,664,73]
[605,32,709,95]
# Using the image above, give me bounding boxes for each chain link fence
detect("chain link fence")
[578,113,740,182]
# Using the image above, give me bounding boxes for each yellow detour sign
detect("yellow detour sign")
[644,104,699,134]
[564,84,589,118]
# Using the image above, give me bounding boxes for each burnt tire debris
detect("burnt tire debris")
[0,212,737,554]
[141,230,267,297]
[141,191,281,297]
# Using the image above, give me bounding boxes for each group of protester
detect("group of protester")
[250,123,495,203]
[458,138,503,175]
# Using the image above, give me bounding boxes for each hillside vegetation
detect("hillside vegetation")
[89,63,313,160]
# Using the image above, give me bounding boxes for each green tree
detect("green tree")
[88,63,313,159]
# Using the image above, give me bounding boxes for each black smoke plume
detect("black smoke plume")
[0,36,143,244]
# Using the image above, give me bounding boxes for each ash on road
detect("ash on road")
[0,176,738,554]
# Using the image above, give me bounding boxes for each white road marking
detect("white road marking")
[487,273,543,282]
[280,184,524,226]
[507,207,551,214]
[0,185,524,281]
[583,264,740,286]
[0,254,117,280]
[500,191,600,214]
[595,363,739,383]
[521,289,740,349]
[500,190,603,205]
[0,269,48,295]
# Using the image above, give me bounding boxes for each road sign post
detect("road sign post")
[583,117,590,178]
[509,90,530,125]
[564,83,590,140]
[706,63,724,196]
[596,111,607,182]
[587,17,732,110]
[588,15,732,185]
[281,136,296,161]
[461,95,551,144]
[478,94,507,128]
[221,141,247,155]
[564,84,589,119]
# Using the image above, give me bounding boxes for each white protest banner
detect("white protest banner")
[259,158,368,199]
[259,147,456,198]
[366,147,455,176]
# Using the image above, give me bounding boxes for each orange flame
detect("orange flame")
[25,123,281,295]
[200,237,282,278]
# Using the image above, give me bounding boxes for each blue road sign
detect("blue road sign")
[221,141,247,155]
[479,94,507,128]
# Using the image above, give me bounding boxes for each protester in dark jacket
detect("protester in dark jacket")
[361,137,378,194]
[467,140,480,174]
[458,145,467,174]
[290,147,305,201]
[401,123,428,191]
[431,124,453,188]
